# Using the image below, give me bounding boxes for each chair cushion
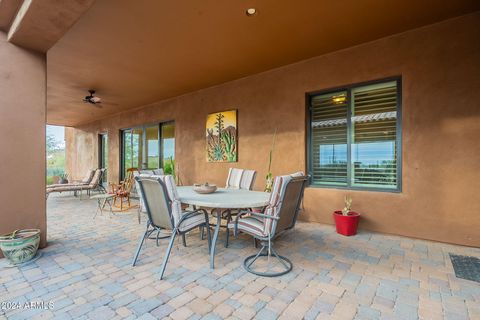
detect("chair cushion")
[81,170,95,183]
[239,169,256,190]
[226,168,243,189]
[229,216,266,237]
[263,171,305,235]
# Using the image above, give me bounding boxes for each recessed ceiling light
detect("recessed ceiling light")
[246,8,257,16]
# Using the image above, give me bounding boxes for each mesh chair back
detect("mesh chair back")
[136,174,163,212]
[136,177,174,230]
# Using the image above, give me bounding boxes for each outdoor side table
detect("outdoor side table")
[91,193,115,218]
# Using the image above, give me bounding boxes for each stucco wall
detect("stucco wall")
[66,13,480,247]
[0,31,46,253]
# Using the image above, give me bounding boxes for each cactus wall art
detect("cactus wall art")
[206,110,237,162]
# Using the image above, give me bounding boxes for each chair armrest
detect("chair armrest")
[236,210,279,221]
[178,208,207,224]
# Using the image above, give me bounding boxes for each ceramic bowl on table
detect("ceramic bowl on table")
[193,183,217,194]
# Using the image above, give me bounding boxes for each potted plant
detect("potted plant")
[264,128,277,192]
[0,229,40,265]
[333,195,360,236]
[59,172,69,184]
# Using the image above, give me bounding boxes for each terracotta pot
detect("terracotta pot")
[333,211,360,236]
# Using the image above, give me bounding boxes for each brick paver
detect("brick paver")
[0,193,478,319]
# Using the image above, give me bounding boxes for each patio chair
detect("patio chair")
[223,168,257,246]
[46,169,103,198]
[200,168,257,245]
[110,168,138,211]
[132,175,211,279]
[135,173,164,223]
[230,172,307,277]
[47,169,95,188]
[225,168,257,190]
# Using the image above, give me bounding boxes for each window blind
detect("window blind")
[310,91,348,186]
[352,82,397,188]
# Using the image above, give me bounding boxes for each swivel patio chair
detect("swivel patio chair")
[132,175,211,279]
[231,172,307,277]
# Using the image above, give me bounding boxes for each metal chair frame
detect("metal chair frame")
[233,175,308,277]
[132,176,211,280]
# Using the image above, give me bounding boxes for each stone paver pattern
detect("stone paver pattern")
[0,193,479,319]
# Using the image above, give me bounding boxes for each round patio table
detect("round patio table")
[177,186,270,269]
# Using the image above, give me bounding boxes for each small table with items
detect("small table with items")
[91,193,115,218]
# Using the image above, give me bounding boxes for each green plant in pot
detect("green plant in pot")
[0,229,40,265]
[59,172,69,184]
[333,195,360,236]
[264,128,277,192]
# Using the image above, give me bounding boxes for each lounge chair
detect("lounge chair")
[230,172,307,276]
[132,175,211,279]
[46,169,103,198]
[47,169,95,188]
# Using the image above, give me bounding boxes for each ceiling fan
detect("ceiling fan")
[83,89,102,106]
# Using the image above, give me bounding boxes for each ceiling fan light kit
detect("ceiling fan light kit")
[83,89,102,105]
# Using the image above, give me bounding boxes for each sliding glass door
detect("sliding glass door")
[121,122,174,179]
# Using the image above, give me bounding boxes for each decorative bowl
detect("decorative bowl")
[193,183,217,194]
[0,229,40,265]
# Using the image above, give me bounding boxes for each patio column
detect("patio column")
[0,31,46,256]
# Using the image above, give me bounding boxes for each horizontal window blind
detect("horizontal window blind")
[310,91,348,186]
[308,79,401,191]
[352,82,397,188]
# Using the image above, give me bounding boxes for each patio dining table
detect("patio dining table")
[177,186,270,269]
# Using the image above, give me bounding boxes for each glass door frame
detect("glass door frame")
[98,133,108,184]
[120,121,175,180]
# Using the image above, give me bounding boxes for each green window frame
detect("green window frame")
[307,77,402,192]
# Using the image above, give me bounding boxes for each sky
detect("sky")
[46,125,65,148]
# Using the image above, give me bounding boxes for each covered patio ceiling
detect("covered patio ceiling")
[46,0,480,126]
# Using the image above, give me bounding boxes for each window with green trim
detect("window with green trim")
[308,78,401,191]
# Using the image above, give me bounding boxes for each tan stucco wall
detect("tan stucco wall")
[0,31,46,254]
[66,13,480,247]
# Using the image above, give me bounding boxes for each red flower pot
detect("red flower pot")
[333,211,360,236]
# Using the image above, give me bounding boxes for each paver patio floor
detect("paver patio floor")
[1,194,479,319]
